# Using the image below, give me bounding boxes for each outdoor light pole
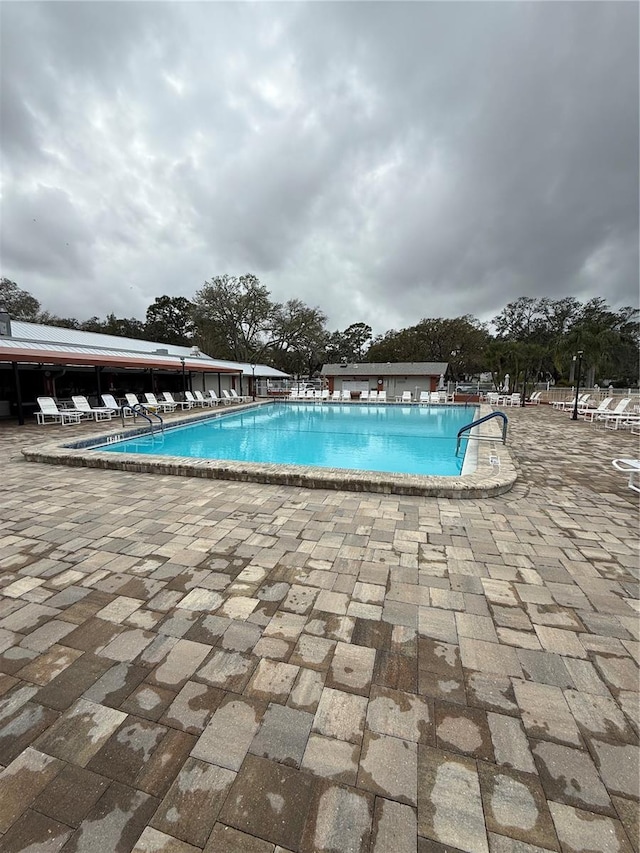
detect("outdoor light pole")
[571,351,584,421]
[251,364,256,401]
[180,357,186,396]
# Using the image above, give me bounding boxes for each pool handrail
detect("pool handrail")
[456,411,508,455]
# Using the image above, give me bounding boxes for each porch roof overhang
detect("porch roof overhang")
[0,344,238,373]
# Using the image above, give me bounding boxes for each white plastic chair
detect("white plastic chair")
[71,395,114,421]
[144,392,176,413]
[102,394,134,418]
[194,391,215,407]
[35,397,83,425]
[612,459,640,493]
[162,391,193,410]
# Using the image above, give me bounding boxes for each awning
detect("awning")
[0,345,238,373]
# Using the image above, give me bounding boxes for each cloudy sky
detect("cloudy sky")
[1,2,638,335]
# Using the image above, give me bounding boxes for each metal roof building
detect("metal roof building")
[0,313,288,423]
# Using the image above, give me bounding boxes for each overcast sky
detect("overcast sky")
[1,2,638,336]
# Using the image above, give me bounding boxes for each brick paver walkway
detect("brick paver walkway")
[0,406,637,853]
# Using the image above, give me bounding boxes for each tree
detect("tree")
[193,274,328,367]
[367,316,489,380]
[145,296,195,346]
[79,314,145,339]
[325,323,373,363]
[268,299,327,372]
[193,274,275,362]
[0,279,41,321]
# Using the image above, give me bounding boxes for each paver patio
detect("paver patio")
[0,405,637,853]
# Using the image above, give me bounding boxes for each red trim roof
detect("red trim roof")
[0,346,237,373]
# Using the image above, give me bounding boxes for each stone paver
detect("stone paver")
[0,407,637,852]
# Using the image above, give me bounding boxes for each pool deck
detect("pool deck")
[0,405,638,853]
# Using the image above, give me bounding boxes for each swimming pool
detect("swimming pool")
[100,402,477,476]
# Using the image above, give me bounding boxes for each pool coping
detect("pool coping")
[21,400,517,498]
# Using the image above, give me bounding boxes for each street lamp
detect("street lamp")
[571,351,584,421]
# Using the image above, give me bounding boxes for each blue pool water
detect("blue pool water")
[100,403,477,476]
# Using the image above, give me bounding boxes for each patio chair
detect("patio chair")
[330,390,341,402]
[162,391,193,411]
[553,393,590,412]
[401,390,412,403]
[144,392,176,413]
[194,391,215,407]
[367,391,378,403]
[102,394,134,418]
[486,392,500,405]
[505,393,521,407]
[612,459,640,493]
[580,397,614,422]
[321,389,330,401]
[125,393,147,411]
[206,390,221,405]
[222,390,240,404]
[341,389,351,401]
[360,390,370,402]
[35,397,83,425]
[185,391,203,407]
[229,389,250,403]
[604,413,640,431]
[419,391,430,405]
[377,390,387,403]
[71,395,115,421]
[595,398,631,423]
[525,391,542,405]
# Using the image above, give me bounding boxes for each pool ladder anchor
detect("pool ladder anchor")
[456,411,508,456]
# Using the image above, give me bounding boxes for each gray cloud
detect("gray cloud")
[1,1,637,334]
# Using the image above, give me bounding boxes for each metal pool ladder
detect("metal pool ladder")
[128,403,164,436]
[456,411,508,455]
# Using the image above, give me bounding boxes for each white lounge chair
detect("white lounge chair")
[222,390,240,404]
[612,459,640,493]
[162,391,193,410]
[102,394,134,417]
[400,390,412,404]
[206,390,221,406]
[195,391,215,407]
[377,390,387,403]
[596,398,631,423]
[340,390,351,401]
[71,395,114,421]
[144,392,176,413]
[580,397,614,422]
[184,391,203,407]
[418,391,430,405]
[553,393,590,411]
[525,391,542,405]
[505,393,521,407]
[321,389,330,401]
[35,397,83,425]
[360,390,370,402]
[125,393,147,411]
[330,390,341,402]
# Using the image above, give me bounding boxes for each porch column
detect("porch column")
[12,362,24,425]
